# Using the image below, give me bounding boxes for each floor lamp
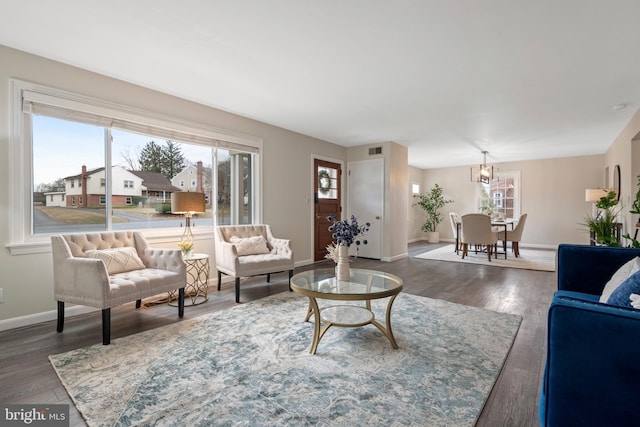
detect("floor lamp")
[171,192,206,244]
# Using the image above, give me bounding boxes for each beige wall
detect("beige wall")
[606,108,640,235]
[410,155,607,247]
[0,45,346,325]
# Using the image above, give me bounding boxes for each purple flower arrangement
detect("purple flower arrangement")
[327,214,371,247]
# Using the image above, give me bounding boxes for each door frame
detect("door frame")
[310,154,345,263]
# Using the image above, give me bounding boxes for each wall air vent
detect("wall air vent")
[368,146,382,155]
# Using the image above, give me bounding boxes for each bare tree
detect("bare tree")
[120,146,141,171]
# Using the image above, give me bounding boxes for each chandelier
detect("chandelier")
[471,151,494,184]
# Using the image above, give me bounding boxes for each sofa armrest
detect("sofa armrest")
[557,244,640,295]
[541,291,640,426]
[215,240,239,271]
[53,256,110,301]
[268,237,293,257]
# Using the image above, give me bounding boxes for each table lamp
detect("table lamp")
[171,191,206,244]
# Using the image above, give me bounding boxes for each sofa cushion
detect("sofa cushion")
[229,235,270,256]
[599,257,640,303]
[86,247,146,275]
[607,270,640,308]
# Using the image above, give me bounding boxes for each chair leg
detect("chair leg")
[289,270,293,292]
[178,288,185,317]
[56,301,64,333]
[217,271,222,291]
[267,273,271,282]
[487,245,492,262]
[235,278,241,303]
[102,308,111,345]
[461,243,467,259]
[514,241,520,257]
[135,299,141,308]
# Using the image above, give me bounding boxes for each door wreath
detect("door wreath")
[318,170,331,195]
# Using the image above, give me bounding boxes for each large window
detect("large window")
[477,171,520,220]
[9,80,262,253]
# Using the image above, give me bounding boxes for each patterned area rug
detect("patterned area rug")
[415,244,556,271]
[49,292,522,426]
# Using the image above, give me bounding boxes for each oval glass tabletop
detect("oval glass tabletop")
[290,268,403,298]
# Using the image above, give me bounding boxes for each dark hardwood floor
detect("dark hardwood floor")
[0,241,555,426]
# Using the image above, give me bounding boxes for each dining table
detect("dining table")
[455,218,516,259]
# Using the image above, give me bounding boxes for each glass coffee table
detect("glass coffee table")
[290,268,403,354]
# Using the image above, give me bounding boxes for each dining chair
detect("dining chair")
[460,213,498,262]
[499,213,528,257]
[449,212,461,252]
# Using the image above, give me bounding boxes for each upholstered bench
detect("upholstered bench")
[214,225,294,303]
[51,231,186,344]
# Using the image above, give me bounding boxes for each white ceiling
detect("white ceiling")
[2,0,640,169]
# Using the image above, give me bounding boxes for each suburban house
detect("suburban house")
[171,161,213,205]
[63,165,144,208]
[129,170,183,205]
[1,3,640,425]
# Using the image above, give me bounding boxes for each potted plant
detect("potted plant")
[583,190,620,246]
[413,183,453,243]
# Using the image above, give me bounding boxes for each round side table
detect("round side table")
[169,253,209,306]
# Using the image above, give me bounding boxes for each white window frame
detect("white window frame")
[8,79,263,254]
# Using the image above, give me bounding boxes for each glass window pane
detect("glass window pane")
[216,149,253,225]
[318,166,338,199]
[33,115,106,234]
[111,129,214,231]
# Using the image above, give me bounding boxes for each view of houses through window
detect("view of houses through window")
[32,115,254,234]
[477,171,520,220]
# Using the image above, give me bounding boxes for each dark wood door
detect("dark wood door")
[314,159,341,261]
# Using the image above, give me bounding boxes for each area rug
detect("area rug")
[415,244,556,271]
[49,292,522,427]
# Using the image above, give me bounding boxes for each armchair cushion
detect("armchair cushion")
[607,270,640,307]
[86,247,146,274]
[229,235,271,256]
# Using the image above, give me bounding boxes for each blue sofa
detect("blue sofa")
[539,244,640,426]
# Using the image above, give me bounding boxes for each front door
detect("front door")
[314,159,341,261]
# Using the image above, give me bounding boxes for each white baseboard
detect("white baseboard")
[0,304,98,332]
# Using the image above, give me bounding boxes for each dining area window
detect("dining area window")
[477,171,520,220]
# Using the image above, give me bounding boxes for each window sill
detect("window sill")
[6,227,215,256]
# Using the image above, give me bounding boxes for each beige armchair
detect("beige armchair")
[460,214,498,262]
[51,231,186,345]
[215,225,294,303]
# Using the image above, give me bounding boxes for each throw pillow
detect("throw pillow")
[85,247,145,275]
[607,270,640,308]
[229,235,270,256]
[599,257,640,303]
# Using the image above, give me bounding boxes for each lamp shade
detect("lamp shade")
[171,192,205,214]
[585,188,610,202]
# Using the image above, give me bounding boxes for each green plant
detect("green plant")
[413,184,453,233]
[583,191,620,246]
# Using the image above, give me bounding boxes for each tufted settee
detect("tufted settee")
[51,231,186,345]
[215,224,294,303]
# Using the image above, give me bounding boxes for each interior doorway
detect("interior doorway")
[314,159,341,261]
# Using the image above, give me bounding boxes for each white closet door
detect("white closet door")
[347,158,383,259]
